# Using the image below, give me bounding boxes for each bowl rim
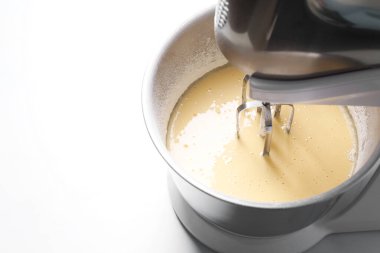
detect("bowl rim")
[141,7,380,210]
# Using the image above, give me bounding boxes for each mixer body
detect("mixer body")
[143,8,380,252]
[142,3,380,253]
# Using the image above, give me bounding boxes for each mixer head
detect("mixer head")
[215,0,380,81]
[215,0,380,155]
[215,0,380,105]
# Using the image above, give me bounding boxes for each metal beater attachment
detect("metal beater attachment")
[236,76,295,156]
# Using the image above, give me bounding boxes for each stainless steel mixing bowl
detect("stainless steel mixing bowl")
[142,8,380,238]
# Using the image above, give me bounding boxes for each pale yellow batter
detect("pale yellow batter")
[167,65,355,202]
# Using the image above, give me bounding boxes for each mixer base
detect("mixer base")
[168,175,331,253]
[168,172,380,253]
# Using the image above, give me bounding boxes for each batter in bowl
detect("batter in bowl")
[167,65,356,202]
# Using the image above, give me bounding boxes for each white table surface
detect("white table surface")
[1,1,379,252]
[0,0,212,252]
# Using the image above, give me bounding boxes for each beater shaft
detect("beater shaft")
[236,77,295,156]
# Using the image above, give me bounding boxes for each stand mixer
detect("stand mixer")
[142,2,380,252]
[216,0,380,156]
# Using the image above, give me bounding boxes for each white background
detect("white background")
[1,0,380,253]
[0,0,214,252]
